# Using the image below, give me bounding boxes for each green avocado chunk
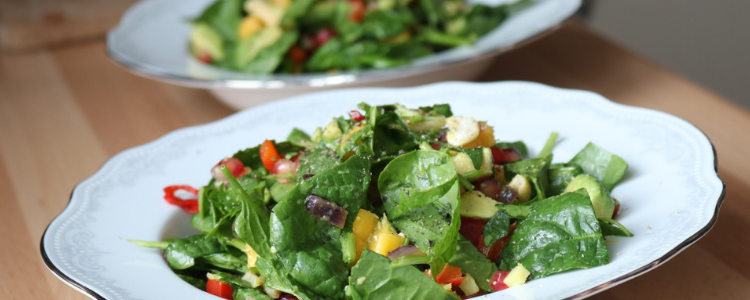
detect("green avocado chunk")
[189,23,225,61]
[563,174,614,219]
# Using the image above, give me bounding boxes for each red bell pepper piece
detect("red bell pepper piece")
[206,279,233,300]
[435,265,463,286]
[349,110,365,122]
[260,140,281,173]
[490,271,511,291]
[163,185,199,214]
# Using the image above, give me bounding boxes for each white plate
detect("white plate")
[42,81,725,300]
[106,0,580,109]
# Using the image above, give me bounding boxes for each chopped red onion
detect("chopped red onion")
[498,186,517,204]
[491,147,523,164]
[473,178,503,201]
[387,245,426,260]
[305,195,348,229]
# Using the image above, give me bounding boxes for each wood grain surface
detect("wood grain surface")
[0,0,138,51]
[1,22,747,299]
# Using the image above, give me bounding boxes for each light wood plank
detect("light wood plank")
[0,51,106,299]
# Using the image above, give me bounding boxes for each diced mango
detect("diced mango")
[462,122,496,149]
[352,209,379,242]
[239,15,264,39]
[353,236,367,264]
[244,244,259,268]
[503,263,530,287]
[367,217,405,256]
[459,273,480,296]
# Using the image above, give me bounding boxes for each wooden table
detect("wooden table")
[1,22,747,299]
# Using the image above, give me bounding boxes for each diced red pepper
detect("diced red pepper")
[163,185,199,214]
[346,0,366,22]
[435,265,463,286]
[197,52,212,64]
[491,147,522,164]
[490,271,511,291]
[288,45,308,64]
[349,110,365,122]
[206,279,233,300]
[260,140,281,173]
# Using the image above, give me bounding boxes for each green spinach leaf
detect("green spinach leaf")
[348,250,460,300]
[483,210,510,246]
[568,143,628,191]
[449,237,497,292]
[500,192,609,279]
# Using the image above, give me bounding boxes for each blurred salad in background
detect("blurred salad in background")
[189,0,527,74]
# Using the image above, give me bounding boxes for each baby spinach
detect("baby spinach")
[504,154,553,202]
[500,192,609,279]
[223,167,272,260]
[194,0,242,42]
[483,210,510,246]
[297,147,340,177]
[163,234,225,270]
[493,141,528,158]
[568,142,629,191]
[277,241,349,299]
[272,155,371,251]
[418,104,453,117]
[449,237,498,292]
[196,253,248,273]
[547,164,584,196]
[256,257,319,300]
[235,288,273,300]
[348,250,460,300]
[378,150,461,273]
[244,30,299,73]
[599,217,634,237]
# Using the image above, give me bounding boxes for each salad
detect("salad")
[130,102,633,300]
[189,0,523,74]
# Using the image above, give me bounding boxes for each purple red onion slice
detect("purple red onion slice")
[305,194,348,229]
[387,245,426,260]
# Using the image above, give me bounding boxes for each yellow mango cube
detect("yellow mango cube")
[353,236,367,264]
[239,16,264,39]
[244,244,259,268]
[352,209,379,242]
[368,217,405,256]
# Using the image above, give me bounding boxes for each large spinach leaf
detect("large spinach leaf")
[271,155,371,251]
[500,192,609,279]
[568,142,628,192]
[163,234,225,270]
[277,241,349,299]
[449,237,497,292]
[347,250,460,300]
[256,257,319,300]
[378,150,461,273]
[223,167,272,259]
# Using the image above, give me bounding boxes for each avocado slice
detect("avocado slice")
[235,26,283,68]
[460,191,498,219]
[189,23,225,61]
[563,174,614,219]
